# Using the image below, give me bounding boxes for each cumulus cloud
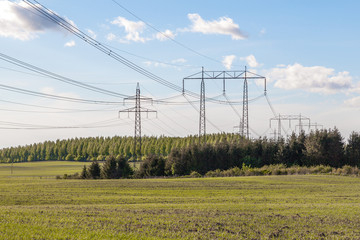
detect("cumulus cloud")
[144,58,188,70]
[156,29,175,41]
[344,97,360,107]
[222,55,236,70]
[110,16,146,43]
[0,1,74,41]
[64,40,75,47]
[106,33,116,41]
[245,55,260,68]
[186,13,246,40]
[268,63,353,94]
[87,29,97,39]
[144,61,167,68]
[171,58,187,64]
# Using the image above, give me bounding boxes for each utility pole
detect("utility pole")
[119,83,157,166]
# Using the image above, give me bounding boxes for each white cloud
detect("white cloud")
[110,16,146,43]
[0,1,74,41]
[245,54,260,68]
[64,40,75,47]
[156,29,175,41]
[344,96,360,107]
[222,55,236,70]
[186,13,246,40]
[260,28,266,36]
[106,33,117,41]
[144,61,167,68]
[87,29,97,39]
[172,58,187,64]
[144,58,188,70]
[268,63,353,94]
[40,87,80,99]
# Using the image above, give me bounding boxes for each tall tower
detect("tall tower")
[119,83,156,165]
[134,83,141,158]
[183,67,266,142]
[242,67,249,139]
[199,67,206,144]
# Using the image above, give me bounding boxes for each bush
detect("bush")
[205,169,222,177]
[222,167,243,177]
[202,164,360,178]
[189,171,202,178]
[136,155,165,177]
[88,161,101,179]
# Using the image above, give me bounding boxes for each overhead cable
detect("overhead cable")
[110,0,241,67]
[0,52,129,99]
[0,83,122,105]
[23,0,199,98]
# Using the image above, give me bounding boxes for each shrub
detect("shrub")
[88,161,101,179]
[189,171,202,178]
[205,169,222,177]
[137,155,165,177]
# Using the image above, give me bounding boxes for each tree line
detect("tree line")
[137,128,360,177]
[0,134,241,163]
[2,129,360,176]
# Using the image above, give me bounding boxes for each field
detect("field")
[1,162,360,239]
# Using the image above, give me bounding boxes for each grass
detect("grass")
[0,161,91,178]
[1,162,360,239]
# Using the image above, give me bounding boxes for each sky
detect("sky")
[0,0,360,148]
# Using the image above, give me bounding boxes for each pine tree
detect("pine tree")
[88,161,101,179]
[101,156,117,179]
[80,165,88,179]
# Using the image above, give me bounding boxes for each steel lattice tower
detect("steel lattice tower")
[270,114,311,141]
[199,68,206,144]
[241,68,249,139]
[119,83,156,165]
[134,83,141,159]
[183,67,266,142]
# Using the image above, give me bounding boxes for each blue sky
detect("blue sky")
[0,0,359,148]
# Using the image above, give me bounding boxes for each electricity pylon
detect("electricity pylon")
[183,67,266,141]
[119,83,156,165]
[270,114,310,141]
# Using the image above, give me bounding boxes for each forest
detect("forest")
[1,129,360,176]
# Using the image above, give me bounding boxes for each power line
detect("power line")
[23,0,200,98]
[109,0,228,66]
[0,98,117,112]
[0,118,132,130]
[102,43,201,70]
[14,1,254,106]
[0,52,129,99]
[182,94,222,133]
[0,83,122,105]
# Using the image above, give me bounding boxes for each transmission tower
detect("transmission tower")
[183,67,266,142]
[231,67,266,139]
[119,83,157,165]
[199,69,206,144]
[296,122,323,132]
[270,114,310,141]
[242,67,249,138]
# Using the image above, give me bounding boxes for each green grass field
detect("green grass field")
[0,161,91,178]
[1,162,360,239]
